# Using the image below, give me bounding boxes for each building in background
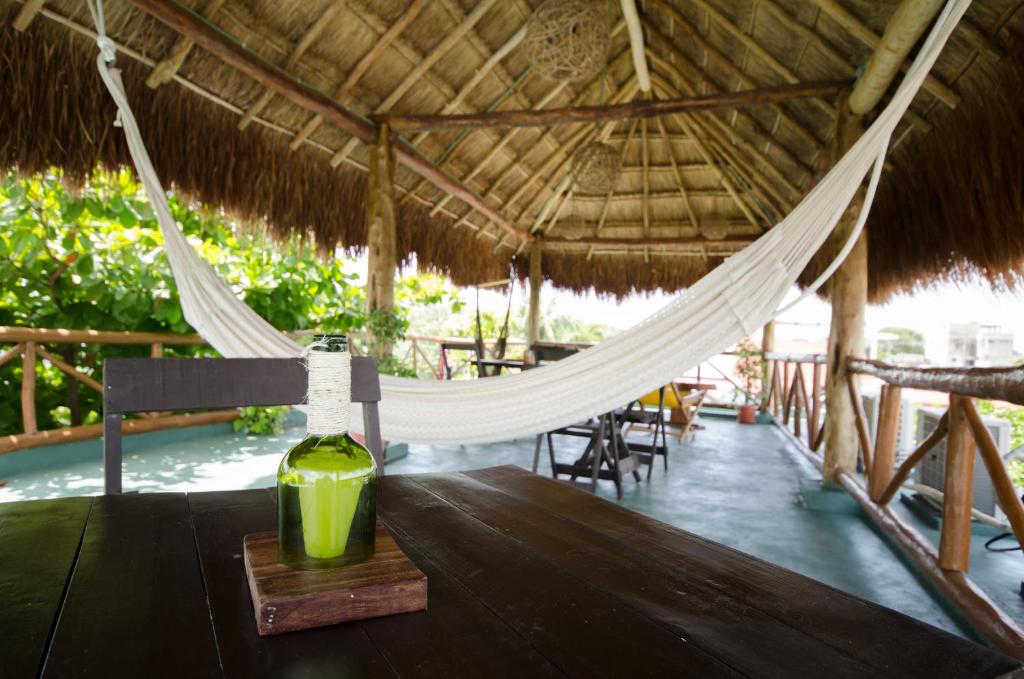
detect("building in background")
[948,323,1018,366]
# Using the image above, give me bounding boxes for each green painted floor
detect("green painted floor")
[1,415,1022,641]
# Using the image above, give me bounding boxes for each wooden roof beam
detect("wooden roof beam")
[377,79,851,133]
[620,0,652,93]
[847,0,947,115]
[125,0,529,243]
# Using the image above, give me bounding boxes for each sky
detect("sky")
[461,278,1024,363]
[349,254,1024,363]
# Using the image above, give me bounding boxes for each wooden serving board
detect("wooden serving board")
[243,523,427,636]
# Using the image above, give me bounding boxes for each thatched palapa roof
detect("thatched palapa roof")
[1,0,1023,299]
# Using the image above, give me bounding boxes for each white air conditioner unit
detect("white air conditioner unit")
[916,406,1012,517]
[861,392,918,463]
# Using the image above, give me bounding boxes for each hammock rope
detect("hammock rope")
[85,0,968,444]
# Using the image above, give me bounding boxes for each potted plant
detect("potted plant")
[734,338,762,424]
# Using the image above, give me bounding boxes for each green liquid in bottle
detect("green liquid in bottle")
[278,434,377,569]
[277,334,377,570]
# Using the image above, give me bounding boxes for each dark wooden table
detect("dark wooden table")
[3,465,1019,678]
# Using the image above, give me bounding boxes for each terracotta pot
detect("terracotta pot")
[737,404,758,425]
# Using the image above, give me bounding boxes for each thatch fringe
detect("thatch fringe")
[801,37,1024,302]
[516,250,722,297]
[0,18,508,285]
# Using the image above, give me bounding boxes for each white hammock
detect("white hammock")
[87,0,968,444]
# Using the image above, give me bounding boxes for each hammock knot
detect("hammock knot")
[96,36,117,64]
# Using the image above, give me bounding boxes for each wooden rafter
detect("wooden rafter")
[656,116,699,228]
[289,0,432,151]
[646,2,824,154]
[12,0,45,31]
[145,0,227,89]
[329,0,501,168]
[236,1,345,130]
[642,72,766,229]
[509,79,643,228]
[443,38,631,218]
[640,108,650,234]
[684,0,838,121]
[647,49,802,204]
[125,0,529,242]
[642,17,812,187]
[378,79,851,132]
[754,1,930,135]
[597,119,638,233]
[404,26,629,216]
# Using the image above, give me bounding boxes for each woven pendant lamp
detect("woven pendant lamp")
[524,0,610,82]
[699,217,730,241]
[571,140,621,194]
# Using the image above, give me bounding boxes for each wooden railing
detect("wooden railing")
[0,326,232,455]
[766,350,1024,658]
[763,352,828,450]
[0,326,543,453]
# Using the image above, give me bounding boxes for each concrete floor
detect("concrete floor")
[2,414,1022,641]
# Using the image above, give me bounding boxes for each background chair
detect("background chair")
[102,357,382,495]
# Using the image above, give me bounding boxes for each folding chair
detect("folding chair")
[102,357,382,495]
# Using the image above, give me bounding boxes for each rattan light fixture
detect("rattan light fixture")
[699,217,730,241]
[524,0,610,82]
[571,140,621,194]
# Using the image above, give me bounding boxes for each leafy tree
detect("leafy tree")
[0,169,456,433]
[877,326,926,360]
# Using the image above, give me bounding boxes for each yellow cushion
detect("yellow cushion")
[638,388,690,409]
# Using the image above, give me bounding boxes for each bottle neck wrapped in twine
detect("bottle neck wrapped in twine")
[305,349,352,436]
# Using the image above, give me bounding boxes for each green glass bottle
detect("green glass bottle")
[277,335,377,570]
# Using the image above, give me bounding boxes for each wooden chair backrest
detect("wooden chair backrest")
[102,357,381,495]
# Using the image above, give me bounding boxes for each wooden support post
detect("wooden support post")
[527,243,543,347]
[809,361,822,444]
[21,342,37,435]
[366,124,398,360]
[869,385,902,501]
[822,92,866,482]
[961,399,1024,556]
[938,394,976,573]
[759,322,775,413]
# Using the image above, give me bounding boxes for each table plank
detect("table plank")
[467,465,1021,679]
[381,476,742,678]
[410,471,877,678]
[0,496,92,679]
[41,493,222,678]
[188,489,394,679]
[191,488,566,678]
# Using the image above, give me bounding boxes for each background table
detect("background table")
[2,465,1018,678]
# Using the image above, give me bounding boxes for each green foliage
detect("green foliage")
[977,400,1024,450]
[877,327,925,360]
[377,355,417,378]
[0,169,454,434]
[733,337,762,404]
[234,406,289,436]
[1009,459,1024,491]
